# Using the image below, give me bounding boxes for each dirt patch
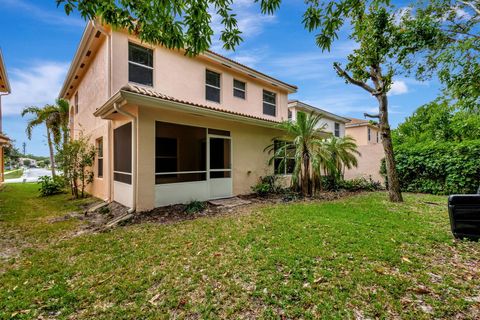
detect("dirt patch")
[130,191,363,226]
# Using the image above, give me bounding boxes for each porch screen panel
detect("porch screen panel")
[210,138,231,178]
[155,122,206,184]
[114,122,132,184]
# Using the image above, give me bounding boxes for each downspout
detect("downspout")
[113,102,137,214]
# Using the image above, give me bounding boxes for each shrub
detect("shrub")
[252,175,281,196]
[185,201,207,214]
[338,177,382,192]
[38,175,65,197]
[388,140,480,195]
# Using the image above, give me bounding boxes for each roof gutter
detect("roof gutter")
[113,102,137,214]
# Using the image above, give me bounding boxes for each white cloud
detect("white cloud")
[388,80,409,96]
[3,0,85,27]
[2,61,69,116]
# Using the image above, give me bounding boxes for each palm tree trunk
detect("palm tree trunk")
[378,93,403,202]
[46,127,56,177]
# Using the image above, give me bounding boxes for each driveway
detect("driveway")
[5,168,54,183]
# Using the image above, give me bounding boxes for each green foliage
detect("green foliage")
[338,177,382,192]
[23,159,31,167]
[184,200,207,214]
[38,175,65,197]
[391,141,480,195]
[252,175,281,197]
[57,135,96,199]
[393,100,480,145]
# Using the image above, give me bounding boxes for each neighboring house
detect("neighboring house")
[60,22,297,211]
[345,118,382,145]
[288,100,349,137]
[19,158,37,168]
[0,49,11,183]
[344,118,384,184]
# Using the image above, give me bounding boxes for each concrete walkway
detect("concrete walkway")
[5,168,54,183]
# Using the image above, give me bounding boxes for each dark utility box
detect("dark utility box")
[448,195,480,240]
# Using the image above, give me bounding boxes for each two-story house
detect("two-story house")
[0,49,11,183]
[59,22,297,211]
[288,100,349,137]
[344,118,384,184]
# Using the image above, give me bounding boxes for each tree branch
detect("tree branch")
[364,112,380,119]
[333,63,377,95]
[458,0,480,16]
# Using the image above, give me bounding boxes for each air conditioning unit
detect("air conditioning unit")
[448,194,480,241]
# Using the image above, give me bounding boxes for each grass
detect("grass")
[4,169,24,180]
[1,184,479,319]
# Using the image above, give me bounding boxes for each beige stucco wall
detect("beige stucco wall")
[346,125,381,146]
[135,105,283,211]
[344,143,384,184]
[110,31,290,123]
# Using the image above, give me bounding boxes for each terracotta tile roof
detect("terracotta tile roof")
[206,50,298,91]
[121,84,281,124]
[346,117,379,127]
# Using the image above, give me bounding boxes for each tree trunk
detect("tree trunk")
[302,151,311,197]
[378,93,403,202]
[46,127,56,177]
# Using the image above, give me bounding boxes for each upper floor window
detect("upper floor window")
[74,92,79,114]
[288,109,292,120]
[128,43,153,86]
[368,128,371,141]
[334,122,340,137]
[96,137,104,178]
[274,140,295,175]
[263,90,276,116]
[206,70,221,103]
[233,79,246,99]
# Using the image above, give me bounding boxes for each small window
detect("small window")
[334,122,340,137]
[233,79,246,99]
[376,131,380,143]
[263,90,276,116]
[96,137,103,178]
[74,92,79,114]
[368,128,371,141]
[288,110,292,120]
[206,70,221,103]
[128,42,153,86]
[274,140,295,175]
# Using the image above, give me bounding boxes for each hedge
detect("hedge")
[390,140,480,195]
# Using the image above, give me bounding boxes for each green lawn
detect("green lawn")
[1,184,479,319]
[4,169,23,180]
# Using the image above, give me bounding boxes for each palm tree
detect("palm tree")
[323,135,361,185]
[46,99,70,149]
[22,106,58,177]
[268,111,328,196]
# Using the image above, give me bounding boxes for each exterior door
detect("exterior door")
[208,135,232,199]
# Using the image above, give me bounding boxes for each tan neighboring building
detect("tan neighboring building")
[60,22,298,211]
[344,118,384,184]
[288,100,350,138]
[0,49,11,183]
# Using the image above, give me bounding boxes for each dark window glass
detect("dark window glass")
[206,70,221,103]
[155,122,207,184]
[210,171,231,178]
[368,128,371,141]
[128,43,153,86]
[288,110,292,120]
[208,128,230,136]
[114,122,132,184]
[210,138,231,170]
[334,122,340,137]
[263,90,276,116]
[274,140,295,175]
[97,138,103,178]
[74,93,79,114]
[233,79,246,99]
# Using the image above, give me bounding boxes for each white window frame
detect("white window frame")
[368,128,371,141]
[263,90,277,117]
[233,79,246,99]
[96,137,104,179]
[206,70,221,103]
[274,140,295,175]
[128,42,154,87]
[334,122,340,137]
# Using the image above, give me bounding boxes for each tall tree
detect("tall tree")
[22,106,58,177]
[398,0,480,111]
[46,99,71,149]
[302,3,411,202]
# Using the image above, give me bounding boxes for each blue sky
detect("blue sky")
[1,0,441,156]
